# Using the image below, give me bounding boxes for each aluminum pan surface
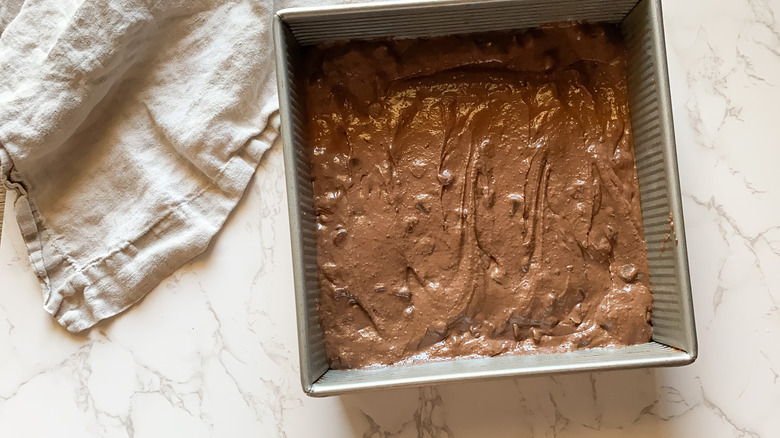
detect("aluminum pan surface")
[274,0,696,396]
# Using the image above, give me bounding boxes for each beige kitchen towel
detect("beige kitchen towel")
[0,0,279,332]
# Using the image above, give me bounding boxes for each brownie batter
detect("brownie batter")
[305,23,653,369]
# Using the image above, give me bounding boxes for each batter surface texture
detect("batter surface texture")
[305,23,653,369]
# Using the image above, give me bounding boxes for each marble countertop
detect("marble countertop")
[2,0,779,436]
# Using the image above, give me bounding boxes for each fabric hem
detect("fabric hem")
[3,114,277,332]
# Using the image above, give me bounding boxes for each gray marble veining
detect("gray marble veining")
[1,0,780,436]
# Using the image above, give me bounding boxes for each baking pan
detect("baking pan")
[274,0,697,397]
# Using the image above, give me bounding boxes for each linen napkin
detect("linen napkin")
[0,0,279,332]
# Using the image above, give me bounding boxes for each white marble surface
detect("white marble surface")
[2,0,780,436]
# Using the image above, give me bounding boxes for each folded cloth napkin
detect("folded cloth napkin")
[0,0,279,332]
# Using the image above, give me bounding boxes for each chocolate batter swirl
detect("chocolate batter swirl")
[305,23,653,369]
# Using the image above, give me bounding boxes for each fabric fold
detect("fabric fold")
[0,0,279,332]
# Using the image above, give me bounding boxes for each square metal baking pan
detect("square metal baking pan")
[274,0,697,397]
